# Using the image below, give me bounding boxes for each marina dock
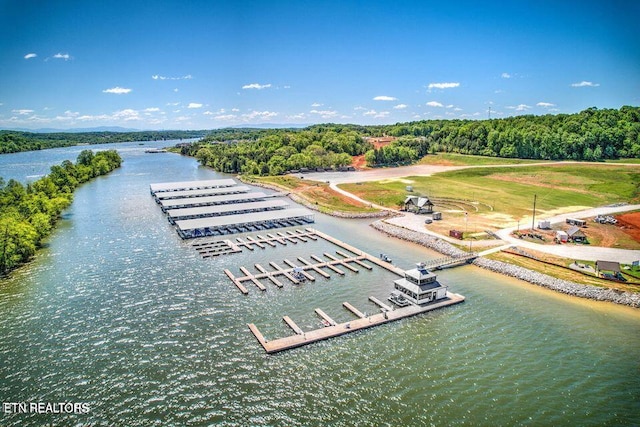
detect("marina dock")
[248,293,465,354]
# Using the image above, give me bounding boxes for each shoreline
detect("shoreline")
[370,220,640,308]
[238,173,639,307]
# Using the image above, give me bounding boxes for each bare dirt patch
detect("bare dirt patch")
[350,137,396,170]
[617,211,640,243]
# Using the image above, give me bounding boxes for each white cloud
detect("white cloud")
[103,87,132,94]
[242,110,278,120]
[53,53,71,60]
[426,101,444,107]
[501,72,511,79]
[353,106,366,111]
[24,53,37,60]
[363,110,389,118]
[311,102,323,107]
[231,108,240,112]
[151,74,192,80]
[393,104,407,110]
[428,82,459,90]
[283,85,291,89]
[12,109,34,115]
[506,104,531,111]
[454,107,463,112]
[166,102,180,106]
[173,88,179,92]
[373,95,397,101]
[113,109,140,121]
[144,107,160,112]
[310,109,338,119]
[571,81,600,87]
[187,103,203,109]
[242,83,272,90]
[288,113,306,120]
[446,104,454,109]
[536,102,555,108]
[215,114,237,121]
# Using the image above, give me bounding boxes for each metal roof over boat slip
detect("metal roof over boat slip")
[149,178,237,194]
[167,199,289,219]
[160,192,270,209]
[175,208,314,232]
[154,185,250,200]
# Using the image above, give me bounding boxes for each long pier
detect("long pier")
[248,293,465,354]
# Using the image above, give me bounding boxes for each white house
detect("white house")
[393,263,448,305]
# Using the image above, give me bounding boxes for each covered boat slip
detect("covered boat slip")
[159,192,271,212]
[149,178,237,195]
[167,199,289,224]
[175,208,315,239]
[153,185,251,202]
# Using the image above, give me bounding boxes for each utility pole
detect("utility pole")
[531,194,537,231]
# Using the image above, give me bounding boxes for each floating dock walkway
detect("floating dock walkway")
[248,293,465,354]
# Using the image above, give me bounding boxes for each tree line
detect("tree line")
[373,106,640,164]
[183,125,371,175]
[0,149,122,274]
[180,107,639,174]
[0,130,207,154]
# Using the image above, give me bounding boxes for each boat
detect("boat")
[380,253,393,263]
[292,267,306,283]
[388,290,410,307]
[144,148,167,153]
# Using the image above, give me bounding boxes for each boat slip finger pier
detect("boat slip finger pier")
[150,179,465,353]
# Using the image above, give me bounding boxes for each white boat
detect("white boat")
[380,253,393,263]
[388,290,410,307]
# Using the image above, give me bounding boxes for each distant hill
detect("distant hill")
[0,129,208,154]
[4,126,141,133]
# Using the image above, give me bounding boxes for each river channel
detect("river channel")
[1,142,639,426]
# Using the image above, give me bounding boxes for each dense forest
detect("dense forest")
[0,130,207,154]
[183,106,640,175]
[184,125,371,175]
[0,149,122,274]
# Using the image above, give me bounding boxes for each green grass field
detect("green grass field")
[340,164,640,219]
[418,153,552,166]
[249,175,379,213]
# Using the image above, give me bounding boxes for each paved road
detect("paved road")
[494,204,640,263]
[304,162,640,264]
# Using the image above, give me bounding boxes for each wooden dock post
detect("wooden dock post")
[255,264,284,288]
[314,308,337,326]
[324,252,359,273]
[343,302,366,318]
[224,269,249,295]
[283,259,315,281]
[269,261,299,284]
[283,316,304,335]
[311,255,344,275]
[369,296,392,312]
[298,257,331,279]
[246,236,266,249]
[239,267,266,291]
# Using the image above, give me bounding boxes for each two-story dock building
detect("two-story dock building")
[393,262,448,305]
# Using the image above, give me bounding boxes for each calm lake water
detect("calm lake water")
[1,143,639,426]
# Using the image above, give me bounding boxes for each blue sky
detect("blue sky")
[0,0,638,130]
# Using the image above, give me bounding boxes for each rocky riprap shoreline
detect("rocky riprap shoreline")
[371,220,640,308]
[240,177,390,219]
